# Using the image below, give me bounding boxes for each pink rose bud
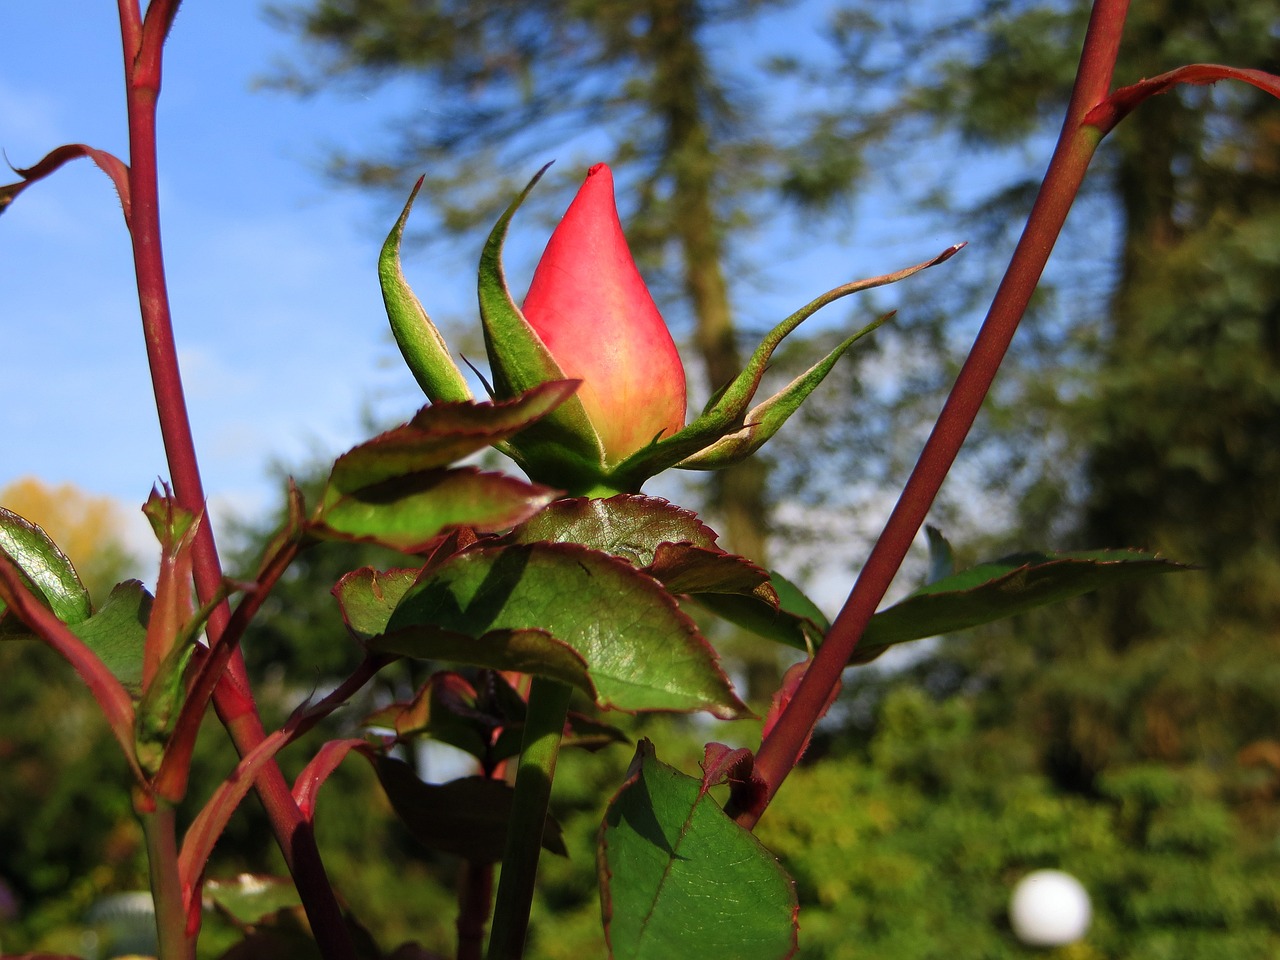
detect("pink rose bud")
[522,164,687,463]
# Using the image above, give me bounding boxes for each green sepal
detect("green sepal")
[676,317,886,469]
[610,246,961,488]
[381,177,474,404]
[478,164,608,490]
[135,639,196,777]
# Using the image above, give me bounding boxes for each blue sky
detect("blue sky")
[2,2,475,553]
[2,1,1015,584]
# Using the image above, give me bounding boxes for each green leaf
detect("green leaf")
[0,506,92,628]
[854,549,1193,664]
[694,570,828,651]
[326,385,578,494]
[315,388,576,549]
[381,177,474,404]
[505,494,719,564]
[478,164,606,485]
[373,625,597,697]
[599,740,798,960]
[69,580,152,695]
[204,874,303,927]
[374,756,566,862]
[504,494,772,598]
[377,543,748,718]
[316,467,558,552]
[332,567,421,641]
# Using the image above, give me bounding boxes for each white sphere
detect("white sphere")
[1009,869,1092,947]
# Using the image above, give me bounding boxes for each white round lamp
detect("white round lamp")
[1009,869,1092,947]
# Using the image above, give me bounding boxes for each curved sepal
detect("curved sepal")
[381,177,473,404]
[478,165,607,488]
[676,317,888,470]
[611,245,962,487]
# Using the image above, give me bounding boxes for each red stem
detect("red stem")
[457,860,494,960]
[735,0,1131,829]
[118,9,356,957]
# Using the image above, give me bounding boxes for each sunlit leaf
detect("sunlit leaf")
[376,543,748,718]
[0,505,92,629]
[853,549,1192,664]
[599,740,798,960]
[69,579,152,695]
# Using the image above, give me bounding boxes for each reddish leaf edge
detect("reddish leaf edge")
[1,143,132,223]
[1086,63,1280,135]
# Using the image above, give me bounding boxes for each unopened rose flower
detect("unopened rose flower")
[522,163,687,463]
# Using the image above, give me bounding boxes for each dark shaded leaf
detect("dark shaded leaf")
[374,756,565,862]
[205,874,303,927]
[326,384,578,493]
[693,569,828,651]
[372,626,596,701]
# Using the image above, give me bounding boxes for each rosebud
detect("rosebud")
[522,164,687,464]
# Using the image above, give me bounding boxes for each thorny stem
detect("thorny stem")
[735,0,1131,829]
[117,5,355,956]
[486,677,573,960]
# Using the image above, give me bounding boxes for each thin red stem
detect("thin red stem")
[735,0,1131,829]
[118,11,356,957]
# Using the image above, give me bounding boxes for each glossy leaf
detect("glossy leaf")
[0,506,92,629]
[853,549,1192,664]
[326,384,578,493]
[505,494,718,563]
[374,756,566,862]
[599,740,798,960]
[505,494,772,599]
[69,580,152,695]
[316,467,557,552]
[333,567,421,641]
[378,543,748,718]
